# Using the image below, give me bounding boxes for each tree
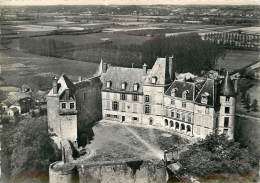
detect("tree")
[142,33,226,75]
[1,116,61,183]
[251,99,258,112]
[178,133,258,179]
[244,94,251,112]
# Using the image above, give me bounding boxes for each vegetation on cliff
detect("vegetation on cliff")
[1,116,61,183]
[178,133,258,180]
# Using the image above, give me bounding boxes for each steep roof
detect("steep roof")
[220,71,236,97]
[144,57,171,86]
[165,80,195,101]
[101,66,148,93]
[195,79,215,107]
[48,74,76,96]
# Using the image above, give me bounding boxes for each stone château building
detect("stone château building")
[47,56,236,145]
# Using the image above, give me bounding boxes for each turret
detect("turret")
[218,71,236,139]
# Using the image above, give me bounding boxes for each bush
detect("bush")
[178,133,258,178]
[1,116,61,183]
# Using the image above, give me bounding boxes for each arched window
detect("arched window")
[170,120,174,127]
[181,124,185,131]
[165,119,168,126]
[175,122,179,129]
[187,125,191,132]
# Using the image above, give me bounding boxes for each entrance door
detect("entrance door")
[122,116,125,122]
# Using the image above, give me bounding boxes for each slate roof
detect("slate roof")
[101,66,148,94]
[195,79,215,107]
[144,57,171,85]
[220,72,236,97]
[48,74,76,96]
[2,92,31,107]
[165,80,195,101]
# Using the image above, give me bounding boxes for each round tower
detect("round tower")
[218,71,236,140]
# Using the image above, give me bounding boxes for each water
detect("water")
[124,126,164,160]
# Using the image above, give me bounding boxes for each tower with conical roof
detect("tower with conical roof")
[218,71,236,139]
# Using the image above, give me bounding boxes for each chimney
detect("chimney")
[143,63,147,75]
[52,76,58,94]
[169,55,175,81]
[102,62,108,73]
[233,79,238,93]
[78,76,82,82]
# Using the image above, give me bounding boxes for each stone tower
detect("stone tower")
[218,71,236,139]
[47,75,78,146]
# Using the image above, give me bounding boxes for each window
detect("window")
[132,94,138,101]
[149,118,153,125]
[225,107,230,114]
[145,104,151,114]
[171,111,174,118]
[165,119,168,126]
[106,81,111,88]
[187,125,191,132]
[151,76,157,84]
[226,96,230,102]
[83,92,87,100]
[181,124,185,131]
[171,88,177,97]
[171,99,175,105]
[120,93,126,100]
[170,120,174,127]
[133,104,137,113]
[182,90,189,99]
[112,101,119,111]
[182,102,186,108]
[176,113,180,119]
[223,129,228,135]
[70,103,75,109]
[175,122,179,129]
[182,114,185,121]
[205,107,209,114]
[133,83,139,91]
[224,117,229,127]
[132,117,138,121]
[106,101,110,110]
[145,95,150,102]
[122,102,126,112]
[61,103,66,109]
[121,82,126,90]
[188,114,192,122]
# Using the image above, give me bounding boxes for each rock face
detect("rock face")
[49,160,166,183]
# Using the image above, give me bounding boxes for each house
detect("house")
[47,56,237,145]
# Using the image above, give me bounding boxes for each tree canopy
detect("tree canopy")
[142,33,226,74]
[178,133,258,178]
[1,116,61,183]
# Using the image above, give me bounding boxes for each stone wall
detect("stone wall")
[49,160,166,183]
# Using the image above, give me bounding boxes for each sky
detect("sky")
[0,0,259,6]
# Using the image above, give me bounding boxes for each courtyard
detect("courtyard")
[74,120,189,164]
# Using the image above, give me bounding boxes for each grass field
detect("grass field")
[0,49,98,86]
[216,50,259,72]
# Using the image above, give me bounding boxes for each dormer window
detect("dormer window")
[182,90,189,99]
[121,82,127,90]
[171,88,177,97]
[201,92,210,104]
[151,76,157,84]
[106,81,112,88]
[133,83,139,91]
